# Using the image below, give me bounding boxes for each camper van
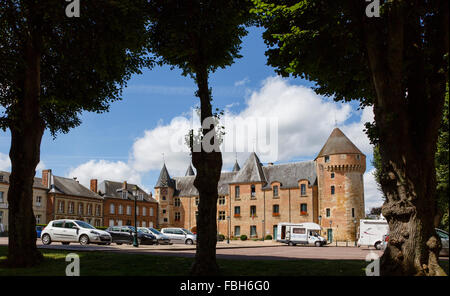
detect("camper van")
[276,222,326,247]
[357,219,389,249]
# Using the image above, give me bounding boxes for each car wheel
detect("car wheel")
[62,242,70,245]
[116,242,122,245]
[185,239,193,245]
[374,241,382,250]
[79,235,89,246]
[42,234,52,245]
[288,241,295,246]
[315,241,321,247]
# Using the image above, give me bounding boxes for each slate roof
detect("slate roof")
[173,171,238,197]
[0,171,50,190]
[98,180,157,203]
[51,176,103,200]
[261,161,317,189]
[185,164,195,176]
[316,128,363,159]
[232,160,241,172]
[232,152,266,184]
[155,164,176,188]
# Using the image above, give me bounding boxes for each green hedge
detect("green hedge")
[265,234,273,240]
[240,234,247,241]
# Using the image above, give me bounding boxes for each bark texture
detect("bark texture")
[190,67,223,276]
[7,39,45,267]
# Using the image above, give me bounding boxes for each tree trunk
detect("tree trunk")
[190,66,223,276]
[7,39,45,267]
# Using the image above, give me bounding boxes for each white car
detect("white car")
[41,219,112,246]
[160,227,197,245]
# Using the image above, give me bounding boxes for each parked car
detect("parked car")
[105,226,157,245]
[41,219,112,246]
[138,227,172,245]
[36,226,43,238]
[381,229,448,257]
[160,227,197,245]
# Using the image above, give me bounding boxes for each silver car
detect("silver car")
[138,227,172,245]
[160,227,196,245]
[41,219,112,246]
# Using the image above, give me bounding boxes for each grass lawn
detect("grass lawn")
[0,246,448,276]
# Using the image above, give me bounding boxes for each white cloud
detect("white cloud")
[0,152,10,171]
[364,168,385,212]
[66,160,144,190]
[234,77,250,87]
[69,76,375,190]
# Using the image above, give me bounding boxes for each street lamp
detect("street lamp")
[227,216,230,244]
[132,185,139,247]
[262,219,265,241]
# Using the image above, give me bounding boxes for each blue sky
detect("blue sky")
[0,26,383,211]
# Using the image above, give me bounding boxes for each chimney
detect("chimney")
[90,179,98,193]
[122,181,127,190]
[42,169,52,188]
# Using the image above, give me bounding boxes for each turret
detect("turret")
[315,128,366,241]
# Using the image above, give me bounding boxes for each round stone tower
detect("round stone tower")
[315,128,366,242]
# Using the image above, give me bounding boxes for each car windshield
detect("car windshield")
[74,221,96,229]
[182,229,193,235]
[138,228,148,233]
[149,228,162,235]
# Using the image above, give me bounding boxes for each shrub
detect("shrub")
[240,234,247,241]
[265,234,273,240]
[218,234,225,241]
[96,226,108,230]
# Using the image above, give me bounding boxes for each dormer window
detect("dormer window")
[325,156,330,163]
[251,185,256,198]
[273,185,279,197]
[122,190,127,199]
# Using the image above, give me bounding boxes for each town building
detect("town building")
[154,128,366,242]
[0,171,48,231]
[95,180,158,228]
[43,170,104,226]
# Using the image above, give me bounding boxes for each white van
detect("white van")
[357,219,389,249]
[276,222,326,247]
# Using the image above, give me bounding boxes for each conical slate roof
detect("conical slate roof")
[185,164,195,176]
[232,160,240,172]
[316,128,363,159]
[155,164,175,188]
[232,152,266,184]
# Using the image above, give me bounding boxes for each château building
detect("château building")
[154,128,366,242]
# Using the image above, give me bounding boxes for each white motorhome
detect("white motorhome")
[357,219,389,249]
[276,222,326,247]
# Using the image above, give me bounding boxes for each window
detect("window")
[142,221,146,227]
[326,208,331,217]
[150,208,154,216]
[356,154,360,160]
[250,206,257,217]
[331,186,335,195]
[162,196,166,201]
[273,205,280,216]
[175,198,181,207]
[58,201,65,213]
[143,207,147,216]
[300,204,307,215]
[234,226,240,236]
[352,208,355,218]
[53,221,64,228]
[251,185,256,198]
[218,211,225,220]
[175,212,181,221]
[234,206,241,217]
[96,205,101,216]
[325,155,330,163]
[136,206,140,216]
[78,203,84,215]
[36,196,42,207]
[127,205,131,215]
[122,190,127,199]
[235,186,240,199]
[110,203,115,214]
[95,220,100,227]
[119,205,123,215]
[331,172,335,179]
[109,219,114,227]
[218,196,225,205]
[340,154,347,159]
[163,218,168,223]
[300,184,306,196]
[273,185,279,197]
[195,197,199,206]
[0,211,3,224]
[68,202,75,214]
[250,225,257,237]
[87,204,93,215]
[293,228,306,234]
[36,215,41,224]
[0,192,3,203]
[162,209,166,214]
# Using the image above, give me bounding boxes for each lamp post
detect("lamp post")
[227,216,230,244]
[132,185,139,247]
[329,220,332,243]
[262,219,265,241]
[353,218,357,246]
